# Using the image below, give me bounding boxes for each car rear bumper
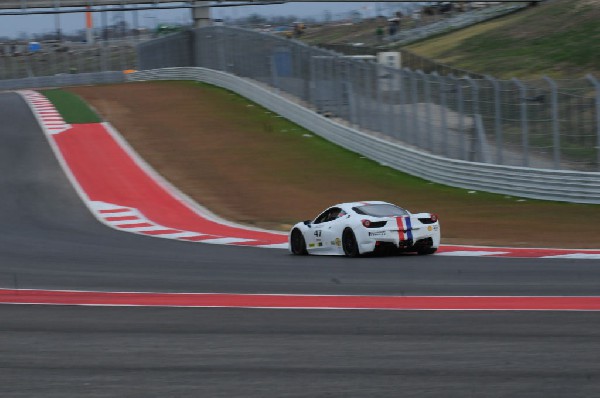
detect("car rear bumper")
[357,224,440,254]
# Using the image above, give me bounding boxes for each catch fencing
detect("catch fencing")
[138,26,600,173]
[0,43,136,80]
[0,71,125,91]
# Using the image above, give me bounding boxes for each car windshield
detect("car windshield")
[353,204,408,217]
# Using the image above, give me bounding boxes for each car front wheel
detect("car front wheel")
[290,229,308,255]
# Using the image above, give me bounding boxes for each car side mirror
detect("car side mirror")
[303,220,312,227]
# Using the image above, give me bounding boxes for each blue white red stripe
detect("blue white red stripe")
[405,216,413,241]
[395,216,412,242]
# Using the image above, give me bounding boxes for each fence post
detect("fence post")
[543,76,561,169]
[449,74,467,160]
[334,56,344,120]
[484,75,503,165]
[417,70,432,152]
[217,33,226,71]
[308,53,316,108]
[387,66,396,137]
[356,63,366,129]
[393,69,402,140]
[462,75,490,163]
[512,77,530,167]
[432,72,449,157]
[365,63,375,131]
[270,55,279,91]
[408,68,420,147]
[345,61,358,127]
[375,63,384,133]
[587,74,600,172]
[399,68,409,142]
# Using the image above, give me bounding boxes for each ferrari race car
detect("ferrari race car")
[289,201,440,257]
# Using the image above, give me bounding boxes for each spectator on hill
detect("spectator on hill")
[376,26,384,42]
[388,18,400,36]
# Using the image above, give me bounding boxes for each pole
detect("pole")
[54,0,62,41]
[484,75,503,165]
[191,1,211,28]
[543,76,560,169]
[512,78,529,167]
[86,5,94,45]
[586,74,600,171]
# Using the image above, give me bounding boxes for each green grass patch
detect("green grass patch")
[41,89,102,124]
[405,0,600,79]
[174,81,549,204]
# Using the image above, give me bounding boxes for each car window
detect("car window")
[352,204,408,217]
[314,209,332,224]
[314,207,343,224]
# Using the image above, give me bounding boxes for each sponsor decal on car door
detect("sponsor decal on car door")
[311,226,327,251]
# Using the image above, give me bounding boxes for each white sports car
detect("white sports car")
[289,201,440,257]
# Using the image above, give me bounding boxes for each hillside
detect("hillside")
[403,0,600,78]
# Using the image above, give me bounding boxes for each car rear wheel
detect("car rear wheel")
[290,229,308,255]
[417,247,437,255]
[342,228,360,257]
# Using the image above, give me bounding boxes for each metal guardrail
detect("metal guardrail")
[128,67,600,204]
[0,45,136,80]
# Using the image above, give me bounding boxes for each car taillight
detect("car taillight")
[430,214,438,223]
[362,220,387,228]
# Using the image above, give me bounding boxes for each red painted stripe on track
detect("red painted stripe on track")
[115,222,154,228]
[1,289,600,310]
[179,235,220,241]
[141,229,182,236]
[99,208,131,214]
[437,245,600,257]
[105,216,139,222]
[54,124,288,244]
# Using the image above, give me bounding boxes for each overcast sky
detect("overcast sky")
[0,2,408,38]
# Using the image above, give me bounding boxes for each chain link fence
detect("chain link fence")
[138,26,600,172]
[0,44,136,80]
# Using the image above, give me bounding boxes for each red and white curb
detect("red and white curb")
[436,245,600,259]
[2,288,600,311]
[26,97,71,135]
[20,90,600,259]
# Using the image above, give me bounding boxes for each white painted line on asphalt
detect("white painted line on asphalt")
[156,231,204,239]
[259,243,289,249]
[202,238,257,245]
[542,254,600,260]
[438,251,510,257]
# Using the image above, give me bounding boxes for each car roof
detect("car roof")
[333,201,392,209]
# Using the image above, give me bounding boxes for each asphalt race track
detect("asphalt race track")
[1,91,600,397]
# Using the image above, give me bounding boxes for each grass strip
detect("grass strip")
[404,0,599,79]
[41,89,102,124]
